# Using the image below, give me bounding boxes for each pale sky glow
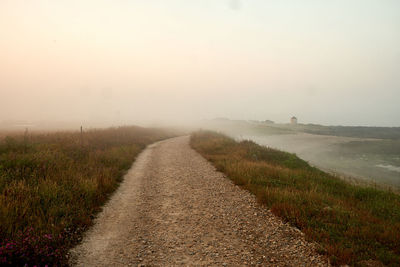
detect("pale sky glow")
[1,0,399,126]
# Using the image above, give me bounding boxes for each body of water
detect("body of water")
[238,133,400,189]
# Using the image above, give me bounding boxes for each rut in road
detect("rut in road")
[69,136,329,266]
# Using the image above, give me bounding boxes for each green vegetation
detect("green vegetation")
[0,126,174,266]
[279,124,400,140]
[191,131,400,266]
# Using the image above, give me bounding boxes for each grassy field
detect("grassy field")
[0,126,174,266]
[291,124,400,139]
[191,131,400,266]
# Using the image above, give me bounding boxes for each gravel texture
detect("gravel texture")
[69,136,330,266]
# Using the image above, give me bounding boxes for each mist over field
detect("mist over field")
[200,119,400,189]
[2,2,400,265]
[0,0,399,186]
[1,0,400,129]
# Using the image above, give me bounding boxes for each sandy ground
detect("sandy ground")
[69,136,329,266]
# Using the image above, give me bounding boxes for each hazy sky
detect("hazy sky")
[1,0,399,127]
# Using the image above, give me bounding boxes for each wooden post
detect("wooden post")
[80,126,83,147]
[24,128,28,153]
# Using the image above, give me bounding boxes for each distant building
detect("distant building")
[290,116,298,125]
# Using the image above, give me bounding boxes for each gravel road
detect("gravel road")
[70,136,329,266]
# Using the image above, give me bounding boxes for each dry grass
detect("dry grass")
[191,131,400,266]
[0,126,175,266]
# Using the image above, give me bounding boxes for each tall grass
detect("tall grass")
[191,131,400,266]
[0,126,174,266]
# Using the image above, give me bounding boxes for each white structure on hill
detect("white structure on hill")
[290,116,298,125]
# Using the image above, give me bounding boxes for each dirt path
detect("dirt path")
[69,136,329,266]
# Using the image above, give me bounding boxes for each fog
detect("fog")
[199,119,400,188]
[1,0,400,128]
